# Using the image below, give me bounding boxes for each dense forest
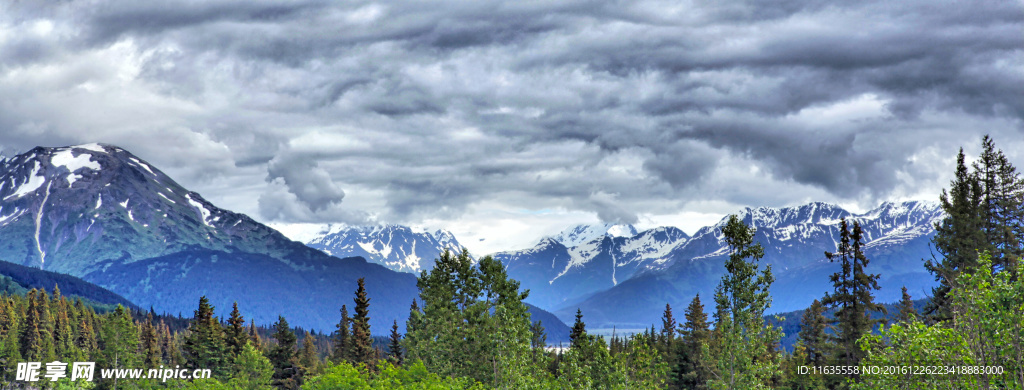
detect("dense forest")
[1,135,1022,389]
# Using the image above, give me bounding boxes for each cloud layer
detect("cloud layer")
[1,0,1021,250]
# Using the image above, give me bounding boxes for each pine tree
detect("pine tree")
[226,302,248,358]
[0,296,22,384]
[182,296,230,377]
[51,290,76,361]
[974,135,1024,272]
[676,294,709,390]
[141,312,162,367]
[19,289,43,361]
[707,215,781,389]
[569,309,586,348]
[249,319,260,347]
[99,305,139,389]
[299,330,319,374]
[387,320,403,365]
[228,341,274,390]
[330,304,351,364]
[269,316,301,390]
[405,249,542,386]
[350,278,375,367]
[821,219,885,381]
[797,299,828,367]
[660,303,677,369]
[896,287,916,324]
[530,320,547,357]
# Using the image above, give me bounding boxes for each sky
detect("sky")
[1,0,1021,254]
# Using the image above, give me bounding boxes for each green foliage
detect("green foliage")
[856,253,1024,389]
[269,316,302,390]
[226,303,249,359]
[330,305,351,364]
[228,341,274,390]
[820,219,884,380]
[404,249,547,388]
[927,136,1024,321]
[705,215,782,390]
[351,278,376,368]
[301,360,485,390]
[676,294,710,390]
[183,296,230,378]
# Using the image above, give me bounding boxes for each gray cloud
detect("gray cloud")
[0,0,1021,230]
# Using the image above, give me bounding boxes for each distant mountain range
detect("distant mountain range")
[0,144,569,340]
[306,224,469,274]
[537,202,944,328]
[0,143,943,338]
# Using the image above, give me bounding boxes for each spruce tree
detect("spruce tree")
[660,303,677,370]
[141,313,162,367]
[529,320,546,351]
[330,305,351,364]
[350,278,375,366]
[299,330,319,374]
[226,302,248,358]
[20,289,43,361]
[182,296,230,377]
[821,219,884,381]
[797,299,828,367]
[676,294,709,390]
[269,316,300,390]
[387,320,403,365]
[896,287,916,324]
[99,305,139,389]
[569,309,586,348]
[707,214,781,389]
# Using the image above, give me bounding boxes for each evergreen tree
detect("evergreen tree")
[182,296,230,377]
[141,312,162,367]
[330,305,351,364]
[896,287,916,324]
[974,135,1024,271]
[569,309,586,349]
[19,289,43,362]
[350,278,375,367]
[707,215,781,389]
[529,320,547,360]
[676,294,710,390]
[0,297,22,385]
[405,249,543,387]
[926,137,1024,321]
[797,299,828,367]
[299,330,319,374]
[99,305,139,390]
[226,302,248,358]
[228,341,274,390]
[268,316,301,390]
[387,320,403,366]
[51,292,76,361]
[660,303,677,373]
[75,312,97,359]
[821,219,884,384]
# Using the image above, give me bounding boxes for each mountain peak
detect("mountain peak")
[305,224,469,273]
[552,223,638,247]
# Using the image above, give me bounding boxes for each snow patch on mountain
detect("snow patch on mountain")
[5,162,46,200]
[554,223,638,247]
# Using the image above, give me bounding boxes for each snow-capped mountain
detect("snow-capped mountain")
[0,144,572,339]
[495,224,688,309]
[555,201,945,328]
[0,144,421,331]
[306,224,470,273]
[552,224,638,248]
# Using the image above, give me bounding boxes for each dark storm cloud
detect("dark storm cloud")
[1,0,1021,225]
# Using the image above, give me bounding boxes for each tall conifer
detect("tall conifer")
[350,278,375,366]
